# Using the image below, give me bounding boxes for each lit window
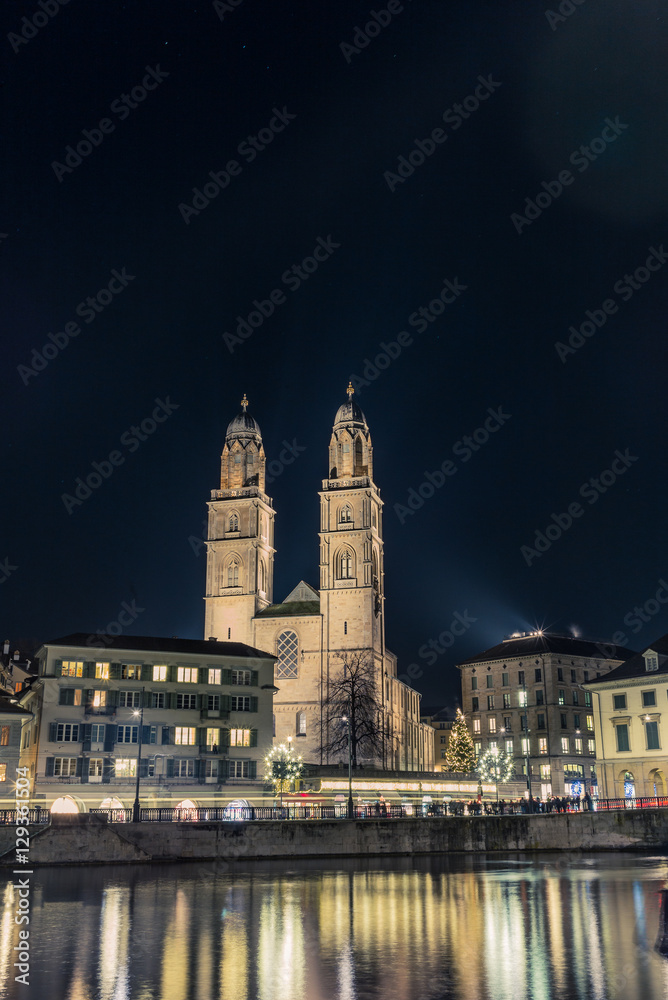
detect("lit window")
[230,729,251,747]
[206,728,219,748]
[642,691,657,708]
[208,669,222,685]
[0,764,9,781]
[121,665,140,679]
[54,758,77,777]
[503,693,511,709]
[505,739,513,755]
[153,665,168,682]
[0,727,8,746]
[62,661,83,677]
[487,695,494,710]
[95,663,109,680]
[613,693,626,710]
[561,737,569,753]
[488,740,498,751]
[115,759,137,777]
[584,691,592,708]
[93,690,107,707]
[587,739,595,755]
[518,691,527,708]
[558,690,565,706]
[488,718,496,733]
[89,759,103,777]
[276,631,299,680]
[574,738,583,754]
[474,741,482,757]
[231,696,251,712]
[540,764,551,780]
[119,691,141,708]
[539,738,547,754]
[473,719,481,734]
[586,715,594,731]
[177,667,198,684]
[117,726,138,744]
[521,738,529,755]
[175,727,196,745]
[232,669,251,685]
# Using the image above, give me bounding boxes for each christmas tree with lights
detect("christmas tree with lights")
[444,708,476,773]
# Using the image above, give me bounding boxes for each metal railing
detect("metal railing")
[0,809,50,825]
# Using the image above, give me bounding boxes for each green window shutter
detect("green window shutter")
[198,727,206,748]
[49,723,57,742]
[139,759,149,778]
[169,666,177,683]
[102,758,113,783]
[75,757,83,778]
[250,729,258,747]
[110,663,121,680]
[141,726,151,745]
[84,689,94,711]
[82,724,92,752]
[59,688,72,706]
[81,758,90,783]
[250,696,258,713]
[221,694,231,713]
[166,758,174,778]
[54,659,63,676]
[249,760,257,779]
[251,670,259,687]
[104,726,117,752]
[222,669,232,686]
[161,726,171,745]
[219,758,229,780]
[170,692,178,710]
[108,690,119,708]
[199,667,207,684]
[45,758,54,777]
[142,690,151,708]
[85,662,96,678]
[221,728,230,748]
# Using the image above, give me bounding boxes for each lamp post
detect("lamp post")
[132,689,145,823]
[342,714,353,819]
[522,675,533,811]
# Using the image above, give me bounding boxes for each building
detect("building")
[0,696,33,792]
[584,634,668,799]
[17,634,276,812]
[421,707,455,772]
[203,388,434,771]
[457,631,635,798]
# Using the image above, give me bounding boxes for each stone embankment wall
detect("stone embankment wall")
[2,810,668,866]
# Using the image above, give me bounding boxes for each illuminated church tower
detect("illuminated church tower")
[203,395,275,645]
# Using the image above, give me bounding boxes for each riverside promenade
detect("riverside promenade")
[3,806,668,866]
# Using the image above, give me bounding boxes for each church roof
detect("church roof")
[255,601,321,618]
[334,398,368,430]
[225,394,262,440]
[283,581,319,603]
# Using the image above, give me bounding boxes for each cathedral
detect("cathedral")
[203,386,434,772]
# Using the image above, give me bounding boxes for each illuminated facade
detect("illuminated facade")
[203,389,434,771]
[457,631,633,797]
[584,634,668,798]
[17,634,276,811]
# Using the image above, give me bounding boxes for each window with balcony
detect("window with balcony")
[92,690,107,708]
[175,727,197,746]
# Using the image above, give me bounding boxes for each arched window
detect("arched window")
[354,436,364,475]
[258,559,266,594]
[276,630,299,679]
[339,504,352,523]
[227,559,240,587]
[228,512,239,532]
[339,550,353,579]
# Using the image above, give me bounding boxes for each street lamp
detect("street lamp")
[341,714,353,819]
[492,746,500,808]
[131,688,145,823]
[521,675,533,811]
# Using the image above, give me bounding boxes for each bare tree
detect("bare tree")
[318,651,395,766]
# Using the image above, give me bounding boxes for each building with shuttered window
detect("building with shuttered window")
[17,634,275,812]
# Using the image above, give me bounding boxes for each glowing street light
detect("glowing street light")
[131,689,145,823]
[341,714,353,819]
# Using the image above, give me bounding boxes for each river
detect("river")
[0,852,667,999]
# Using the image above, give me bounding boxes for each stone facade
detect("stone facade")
[203,389,434,772]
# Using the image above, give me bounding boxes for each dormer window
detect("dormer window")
[644,652,659,672]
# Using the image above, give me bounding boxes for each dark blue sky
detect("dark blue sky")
[2,0,667,706]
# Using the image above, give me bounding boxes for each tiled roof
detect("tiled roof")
[585,634,668,684]
[457,632,636,667]
[255,601,321,618]
[42,633,275,659]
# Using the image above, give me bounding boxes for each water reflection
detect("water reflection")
[1,854,667,1000]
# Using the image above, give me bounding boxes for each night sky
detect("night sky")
[2,0,667,708]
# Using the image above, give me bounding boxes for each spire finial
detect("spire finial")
[346,381,354,400]
[240,393,249,413]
